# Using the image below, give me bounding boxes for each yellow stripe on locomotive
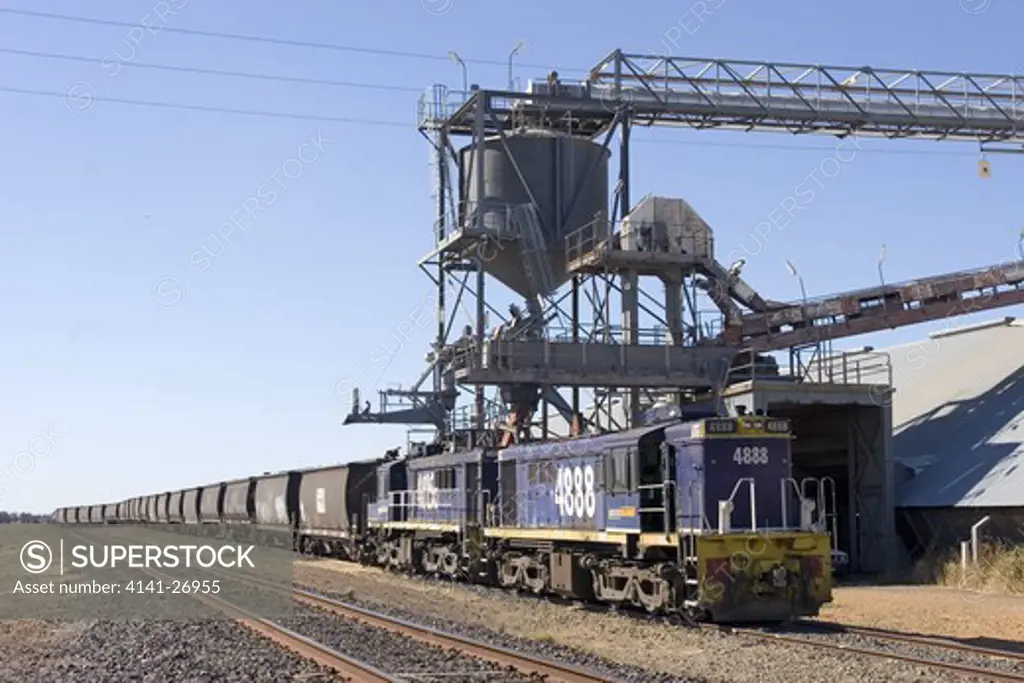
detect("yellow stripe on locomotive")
[695,531,832,622]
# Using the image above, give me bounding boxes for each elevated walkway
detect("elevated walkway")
[452,337,736,390]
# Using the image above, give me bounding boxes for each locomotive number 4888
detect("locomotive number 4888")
[733,446,769,466]
[554,464,596,519]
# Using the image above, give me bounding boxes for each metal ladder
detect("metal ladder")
[801,476,839,547]
[681,481,704,608]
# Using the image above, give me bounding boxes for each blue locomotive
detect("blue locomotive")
[57,413,832,623]
[364,413,832,622]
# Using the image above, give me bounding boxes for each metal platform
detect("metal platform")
[565,221,710,276]
[422,51,1024,146]
[452,338,736,390]
[586,52,1024,143]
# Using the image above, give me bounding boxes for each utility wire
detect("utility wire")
[0,45,985,156]
[0,8,582,73]
[0,83,983,157]
[0,86,412,126]
[0,47,424,93]
[0,84,985,156]
[0,18,989,159]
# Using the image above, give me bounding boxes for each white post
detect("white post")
[749,481,757,532]
[961,541,970,572]
[718,501,733,534]
[800,499,817,531]
[780,479,788,527]
[970,515,991,565]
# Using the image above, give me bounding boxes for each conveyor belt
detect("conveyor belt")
[729,259,1024,351]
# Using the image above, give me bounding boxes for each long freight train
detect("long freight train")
[55,414,833,622]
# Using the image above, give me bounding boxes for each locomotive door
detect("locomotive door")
[661,442,676,533]
[465,463,479,524]
[499,460,517,526]
[639,441,673,533]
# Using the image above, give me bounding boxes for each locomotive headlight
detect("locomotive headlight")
[706,419,736,434]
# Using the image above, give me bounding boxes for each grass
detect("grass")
[910,541,1024,596]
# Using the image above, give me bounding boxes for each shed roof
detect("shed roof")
[880,317,1024,508]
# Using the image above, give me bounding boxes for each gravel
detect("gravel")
[231,578,604,682]
[291,580,695,683]
[282,604,548,682]
[0,619,345,682]
[295,560,1005,683]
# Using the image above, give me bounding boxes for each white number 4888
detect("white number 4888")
[733,446,768,466]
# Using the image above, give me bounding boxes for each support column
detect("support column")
[619,112,636,427]
[621,270,640,426]
[434,129,448,397]
[663,274,684,345]
[571,275,580,417]
[473,92,487,430]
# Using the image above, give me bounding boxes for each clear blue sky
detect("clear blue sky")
[2,0,1022,513]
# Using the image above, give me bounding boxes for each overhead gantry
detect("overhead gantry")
[344,50,1024,446]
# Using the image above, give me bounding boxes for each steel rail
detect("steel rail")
[808,620,1024,663]
[146,567,404,683]
[63,528,403,683]
[290,586,619,683]
[228,570,620,683]
[717,624,1024,682]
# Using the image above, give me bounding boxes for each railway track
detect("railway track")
[187,593,402,683]
[306,552,1024,682]
[67,522,627,681]
[85,524,1023,681]
[717,622,1024,682]
[232,571,621,683]
[809,620,1024,663]
[300,557,1024,682]
[63,528,401,683]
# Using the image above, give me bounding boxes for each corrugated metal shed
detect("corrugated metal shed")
[882,317,1024,508]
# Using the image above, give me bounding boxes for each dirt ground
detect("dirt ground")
[295,559,1024,646]
[815,583,1024,645]
[293,559,1000,683]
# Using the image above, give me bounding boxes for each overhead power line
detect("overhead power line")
[0,8,578,73]
[0,47,424,93]
[0,86,412,126]
[0,83,982,158]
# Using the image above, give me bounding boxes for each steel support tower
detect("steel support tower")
[344,50,1024,448]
